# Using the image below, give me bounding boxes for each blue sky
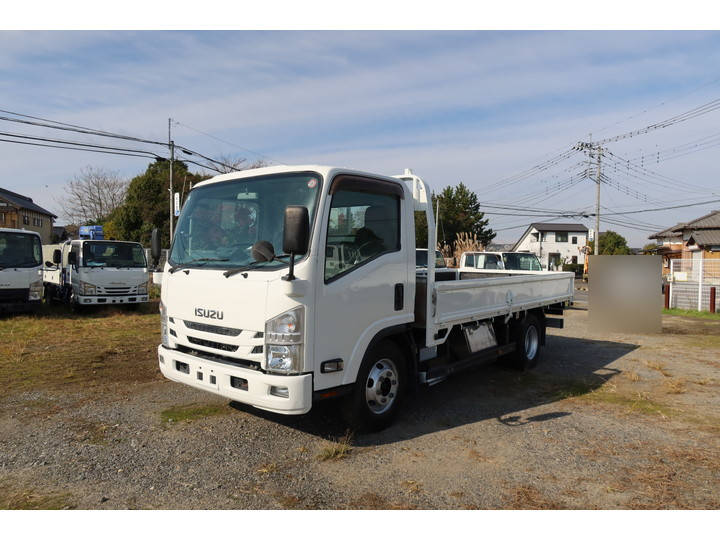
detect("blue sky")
[2,30,720,246]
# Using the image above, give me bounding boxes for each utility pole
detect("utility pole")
[168,118,175,243]
[576,140,603,256]
[594,146,601,256]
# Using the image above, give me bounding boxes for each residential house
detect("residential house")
[649,210,720,270]
[0,187,57,243]
[647,223,685,275]
[512,223,589,270]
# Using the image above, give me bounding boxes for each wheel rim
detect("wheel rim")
[365,358,399,415]
[524,324,539,360]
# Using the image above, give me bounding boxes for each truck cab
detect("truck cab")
[0,228,44,313]
[460,251,543,272]
[156,166,573,430]
[43,239,150,306]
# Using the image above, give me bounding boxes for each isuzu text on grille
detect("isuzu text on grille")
[195,308,224,320]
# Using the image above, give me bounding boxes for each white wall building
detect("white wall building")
[512,223,589,270]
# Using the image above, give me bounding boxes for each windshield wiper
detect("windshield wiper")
[169,258,229,274]
[223,256,289,278]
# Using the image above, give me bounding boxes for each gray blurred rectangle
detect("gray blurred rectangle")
[589,255,662,334]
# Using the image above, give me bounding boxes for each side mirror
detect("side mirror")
[52,249,61,265]
[283,206,309,256]
[282,206,310,281]
[151,228,161,268]
[68,252,77,267]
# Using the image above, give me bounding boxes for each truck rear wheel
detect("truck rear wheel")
[344,340,406,432]
[510,314,542,370]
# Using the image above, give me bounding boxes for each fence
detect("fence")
[669,258,720,312]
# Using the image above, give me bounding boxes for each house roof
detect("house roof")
[687,230,720,246]
[648,223,684,240]
[0,187,57,218]
[529,222,589,233]
[674,209,720,230]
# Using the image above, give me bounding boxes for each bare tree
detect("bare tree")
[215,154,268,174]
[58,166,128,224]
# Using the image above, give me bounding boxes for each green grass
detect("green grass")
[663,308,720,320]
[160,403,227,423]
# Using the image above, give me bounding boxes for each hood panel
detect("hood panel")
[164,268,269,333]
[0,267,42,289]
[79,267,148,287]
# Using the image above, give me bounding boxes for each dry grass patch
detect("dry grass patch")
[256,463,278,474]
[506,485,562,509]
[0,483,73,510]
[0,303,161,397]
[663,378,687,394]
[317,432,353,462]
[624,370,641,382]
[643,360,672,378]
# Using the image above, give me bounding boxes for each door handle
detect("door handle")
[394,283,404,311]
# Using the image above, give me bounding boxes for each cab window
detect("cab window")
[325,188,400,282]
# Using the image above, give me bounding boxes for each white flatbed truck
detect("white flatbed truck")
[0,228,44,314]
[43,239,151,307]
[154,166,573,430]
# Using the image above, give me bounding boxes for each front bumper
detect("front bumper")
[157,345,312,414]
[77,295,149,305]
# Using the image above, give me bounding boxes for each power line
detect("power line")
[0,137,161,160]
[596,97,720,144]
[173,120,285,165]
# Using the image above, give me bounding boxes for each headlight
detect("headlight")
[79,280,96,295]
[138,281,148,294]
[29,279,43,301]
[160,300,170,348]
[265,307,304,373]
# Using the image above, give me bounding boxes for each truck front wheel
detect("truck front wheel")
[511,314,543,370]
[344,340,406,432]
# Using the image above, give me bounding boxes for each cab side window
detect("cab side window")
[325,188,400,282]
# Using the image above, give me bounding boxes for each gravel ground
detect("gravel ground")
[1,307,718,509]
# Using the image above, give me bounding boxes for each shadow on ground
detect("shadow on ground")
[230,334,637,446]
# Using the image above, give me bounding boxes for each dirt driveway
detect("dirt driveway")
[1,305,718,509]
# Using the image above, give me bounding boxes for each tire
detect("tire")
[343,340,406,432]
[510,314,543,370]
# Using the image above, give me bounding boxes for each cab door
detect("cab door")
[313,175,413,390]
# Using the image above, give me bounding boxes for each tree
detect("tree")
[415,182,495,253]
[587,230,631,255]
[58,166,128,224]
[642,242,658,254]
[111,160,207,247]
[215,154,268,174]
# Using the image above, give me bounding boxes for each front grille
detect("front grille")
[187,336,238,352]
[101,286,133,296]
[176,344,261,371]
[183,320,242,337]
[0,288,28,302]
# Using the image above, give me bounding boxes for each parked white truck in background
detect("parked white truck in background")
[154,166,574,430]
[43,239,151,307]
[0,228,44,313]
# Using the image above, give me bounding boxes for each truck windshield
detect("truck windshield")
[502,253,542,271]
[0,231,42,268]
[170,172,322,270]
[82,242,147,268]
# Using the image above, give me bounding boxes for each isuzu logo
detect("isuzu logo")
[195,307,224,320]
